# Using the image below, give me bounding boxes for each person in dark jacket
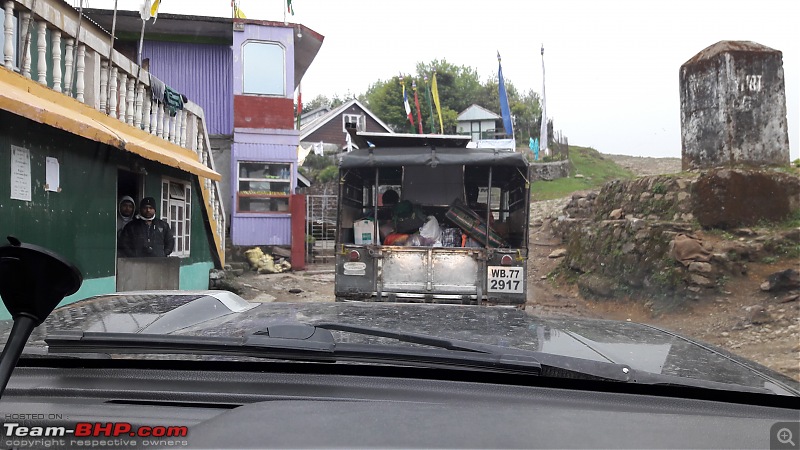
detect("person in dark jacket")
[118,197,175,257]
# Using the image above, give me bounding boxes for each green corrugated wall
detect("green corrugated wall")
[0,110,217,320]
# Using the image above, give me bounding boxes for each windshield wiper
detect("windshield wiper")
[45,325,543,376]
[45,323,778,395]
[313,323,780,395]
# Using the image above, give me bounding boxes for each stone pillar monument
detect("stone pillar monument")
[679,41,789,170]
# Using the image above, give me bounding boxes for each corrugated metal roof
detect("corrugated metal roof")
[0,69,220,181]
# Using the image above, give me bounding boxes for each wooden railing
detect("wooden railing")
[2,0,226,263]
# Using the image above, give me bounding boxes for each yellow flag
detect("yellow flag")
[149,0,161,18]
[234,5,247,18]
[431,73,444,135]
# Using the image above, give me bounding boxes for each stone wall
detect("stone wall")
[551,168,799,302]
[530,160,571,181]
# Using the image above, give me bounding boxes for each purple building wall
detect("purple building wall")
[232,25,295,97]
[230,23,301,247]
[142,40,233,135]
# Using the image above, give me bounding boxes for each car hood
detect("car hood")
[5,292,799,395]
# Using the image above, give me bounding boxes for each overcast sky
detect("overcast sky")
[81,0,798,159]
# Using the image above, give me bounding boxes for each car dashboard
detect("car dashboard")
[1,359,797,449]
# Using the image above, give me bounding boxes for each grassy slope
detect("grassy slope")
[531,146,636,200]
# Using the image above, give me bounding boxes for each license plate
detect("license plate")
[487,266,524,293]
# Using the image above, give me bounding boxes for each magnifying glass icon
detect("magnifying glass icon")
[777,428,795,446]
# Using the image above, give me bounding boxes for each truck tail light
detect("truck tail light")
[500,255,513,266]
[349,250,361,262]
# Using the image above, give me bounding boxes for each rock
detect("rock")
[747,307,773,325]
[288,288,303,294]
[251,293,276,303]
[689,274,714,287]
[721,332,729,337]
[548,249,567,258]
[760,269,800,292]
[574,174,585,178]
[779,293,799,303]
[209,269,226,280]
[227,262,250,271]
[692,169,800,228]
[628,217,645,230]
[621,242,636,254]
[577,274,614,298]
[688,262,713,273]
[271,246,292,258]
[228,268,245,277]
[734,228,756,237]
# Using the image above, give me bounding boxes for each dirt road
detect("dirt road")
[230,153,797,381]
[232,224,798,382]
[525,216,799,381]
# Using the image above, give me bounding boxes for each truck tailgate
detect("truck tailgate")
[382,248,480,295]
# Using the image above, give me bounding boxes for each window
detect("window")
[161,179,191,257]
[343,114,365,132]
[237,161,292,213]
[242,41,285,96]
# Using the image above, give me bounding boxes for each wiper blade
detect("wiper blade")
[313,323,777,394]
[45,327,543,375]
[45,325,778,395]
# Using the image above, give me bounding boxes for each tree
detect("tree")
[299,94,349,115]
[333,58,543,142]
[361,76,420,133]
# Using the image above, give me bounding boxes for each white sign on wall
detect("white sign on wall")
[10,145,31,202]
[45,157,60,192]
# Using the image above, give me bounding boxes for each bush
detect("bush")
[317,165,338,183]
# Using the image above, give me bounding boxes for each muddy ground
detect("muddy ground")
[230,218,799,382]
[227,153,799,382]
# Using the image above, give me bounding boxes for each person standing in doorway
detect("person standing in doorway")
[118,197,175,257]
[117,196,136,237]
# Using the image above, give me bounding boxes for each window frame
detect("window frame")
[236,161,293,214]
[343,114,366,132]
[241,40,286,96]
[160,178,192,258]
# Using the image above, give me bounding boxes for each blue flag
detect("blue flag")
[498,52,513,138]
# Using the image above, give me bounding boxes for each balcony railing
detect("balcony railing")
[1,0,226,263]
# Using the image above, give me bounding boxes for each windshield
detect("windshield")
[0,0,797,398]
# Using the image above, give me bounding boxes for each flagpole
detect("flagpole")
[497,51,515,147]
[412,80,423,134]
[424,75,435,134]
[540,44,548,157]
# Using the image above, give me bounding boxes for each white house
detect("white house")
[456,104,502,141]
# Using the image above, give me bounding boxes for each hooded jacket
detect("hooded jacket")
[117,196,136,236]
